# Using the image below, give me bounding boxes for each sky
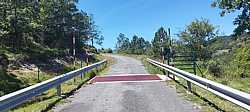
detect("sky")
[77,0,238,49]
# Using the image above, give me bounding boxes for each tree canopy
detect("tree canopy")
[0,0,102,53]
[115,33,150,54]
[234,43,250,77]
[151,27,170,58]
[116,33,130,53]
[179,19,216,60]
[212,0,250,35]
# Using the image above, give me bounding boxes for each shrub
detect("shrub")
[207,60,223,77]
[0,53,9,70]
[234,44,250,78]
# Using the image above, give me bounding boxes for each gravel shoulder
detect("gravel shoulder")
[53,54,201,112]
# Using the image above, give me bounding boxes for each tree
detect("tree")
[0,0,35,49]
[86,15,103,47]
[129,35,149,54]
[0,0,102,53]
[99,48,113,53]
[212,0,250,35]
[234,44,250,77]
[179,19,216,60]
[151,27,170,58]
[115,33,130,53]
[115,33,150,54]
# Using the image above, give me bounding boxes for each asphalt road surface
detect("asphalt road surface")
[53,55,201,112]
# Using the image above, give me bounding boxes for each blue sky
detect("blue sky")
[78,0,238,49]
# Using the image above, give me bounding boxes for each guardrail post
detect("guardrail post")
[167,56,170,77]
[96,66,99,72]
[86,57,89,66]
[187,81,192,92]
[104,61,107,70]
[56,85,61,96]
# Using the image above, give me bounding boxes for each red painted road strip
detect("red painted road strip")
[90,74,161,83]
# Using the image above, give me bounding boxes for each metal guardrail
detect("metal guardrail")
[147,58,250,111]
[0,60,107,112]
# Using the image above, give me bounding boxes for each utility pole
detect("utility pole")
[168,28,171,65]
[168,28,173,79]
[168,28,172,49]
[72,27,76,82]
[72,27,76,71]
[160,34,164,64]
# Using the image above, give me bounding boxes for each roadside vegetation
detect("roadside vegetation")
[10,57,108,112]
[0,0,104,95]
[115,0,250,111]
[0,0,109,111]
[143,58,249,112]
[98,48,113,54]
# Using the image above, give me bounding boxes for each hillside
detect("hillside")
[0,43,100,96]
[198,34,250,92]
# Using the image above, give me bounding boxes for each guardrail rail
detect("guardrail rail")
[147,58,250,111]
[0,60,107,112]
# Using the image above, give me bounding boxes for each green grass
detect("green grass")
[3,54,108,112]
[0,44,109,111]
[98,54,114,75]
[142,56,249,112]
[10,77,86,112]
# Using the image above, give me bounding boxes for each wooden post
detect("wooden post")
[187,81,192,92]
[161,47,165,64]
[86,57,89,66]
[104,61,107,68]
[160,33,166,76]
[168,28,171,78]
[80,60,83,79]
[96,66,99,72]
[37,67,40,82]
[167,54,170,77]
[72,27,76,83]
[192,52,197,75]
[56,84,61,96]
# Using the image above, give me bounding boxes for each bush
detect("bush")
[207,60,223,77]
[234,44,250,78]
[99,48,113,53]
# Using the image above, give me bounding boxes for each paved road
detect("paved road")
[53,55,201,112]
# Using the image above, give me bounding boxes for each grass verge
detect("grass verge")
[10,58,109,112]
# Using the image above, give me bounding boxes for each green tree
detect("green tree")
[99,48,113,53]
[212,0,250,35]
[115,33,130,53]
[0,0,102,53]
[0,0,35,49]
[115,33,150,54]
[234,44,250,77]
[179,19,216,60]
[151,27,170,58]
[129,35,149,54]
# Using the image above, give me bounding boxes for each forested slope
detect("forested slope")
[0,1,103,96]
